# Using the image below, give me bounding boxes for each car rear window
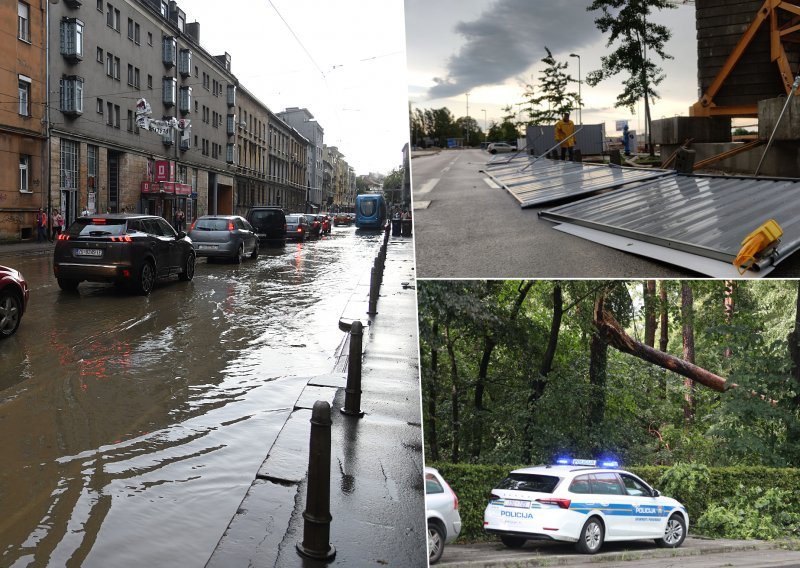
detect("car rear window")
[67,218,127,237]
[496,473,560,494]
[250,210,282,224]
[194,219,230,230]
[286,215,303,222]
[425,473,444,495]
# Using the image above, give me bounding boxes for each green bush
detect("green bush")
[429,462,800,542]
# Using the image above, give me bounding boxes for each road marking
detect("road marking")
[413,200,431,210]
[414,177,440,195]
[483,178,501,189]
[441,166,451,173]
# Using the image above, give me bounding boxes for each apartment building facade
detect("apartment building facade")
[276,107,323,210]
[0,0,48,240]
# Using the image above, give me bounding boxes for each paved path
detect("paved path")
[207,234,426,567]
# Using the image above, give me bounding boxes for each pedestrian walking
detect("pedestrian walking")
[555,112,576,161]
[55,210,65,237]
[35,208,48,242]
[175,208,185,232]
[50,209,58,241]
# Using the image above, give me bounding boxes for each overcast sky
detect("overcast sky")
[405,0,700,135]
[184,0,408,175]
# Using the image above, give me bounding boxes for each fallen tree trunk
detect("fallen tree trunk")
[593,299,776,404]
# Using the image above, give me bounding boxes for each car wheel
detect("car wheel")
[234,244,244,264]
[499,535,526,549]
[0,289,22,338]
[427,521,445,564]
[250,240,259,259]
[179,252,195,281]
[575,517,604,554]
[135,260,156,296]
[656,514,686,548]
[57,278,79,291]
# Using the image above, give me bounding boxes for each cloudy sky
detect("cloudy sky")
[185,0,408,175]
[405,0,700,136]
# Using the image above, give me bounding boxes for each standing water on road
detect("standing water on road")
[0,228,382,567]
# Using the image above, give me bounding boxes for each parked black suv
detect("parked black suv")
[53,214,195,295]
[246,207,286,245]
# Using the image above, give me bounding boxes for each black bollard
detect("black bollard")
[296,401,336,561]
[368,267,378,315]
[341,321,364,417]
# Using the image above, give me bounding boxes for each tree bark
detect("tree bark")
[681,282,696,421]
[427,322,440,462]
[658,281,669,397]
[589,295,609,433]
[444,323,461,463]
[644,280,657,348]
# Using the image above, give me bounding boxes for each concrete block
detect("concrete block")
[651,117,732,144]
[758,96,800,141]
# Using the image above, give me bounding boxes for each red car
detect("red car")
[0,265,29,339]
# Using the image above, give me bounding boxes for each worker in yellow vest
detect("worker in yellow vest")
[555,112,576,161]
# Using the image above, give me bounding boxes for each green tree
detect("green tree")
[487,105,520,143]
[523,47,581,126]
[455,116,482,147]
[586,0,676,155]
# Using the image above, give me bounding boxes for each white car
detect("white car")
[487,142,516,154]
[484,458,688,554]
[425,467,462,564]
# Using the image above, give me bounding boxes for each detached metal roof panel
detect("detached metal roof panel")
[540,174,800,273]
[483,158,674,207]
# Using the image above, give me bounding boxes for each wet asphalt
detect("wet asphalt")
[206,233,426,567]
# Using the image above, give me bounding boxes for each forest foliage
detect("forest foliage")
[419,280,800,469]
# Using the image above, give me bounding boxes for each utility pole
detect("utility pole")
[465,92,470,147]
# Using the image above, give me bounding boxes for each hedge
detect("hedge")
[430,462,800,542]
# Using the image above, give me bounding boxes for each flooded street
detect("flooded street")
[0,227,383,568]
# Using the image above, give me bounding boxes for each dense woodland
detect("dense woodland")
[419,280,800,468]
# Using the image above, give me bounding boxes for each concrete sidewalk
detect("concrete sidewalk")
[0,239,55,259]
[207,234,425,567]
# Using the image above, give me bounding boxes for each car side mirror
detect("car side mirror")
[652,489,660,498]
[177,230,187,239]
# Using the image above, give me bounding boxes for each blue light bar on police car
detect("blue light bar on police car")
[555,457,619,468]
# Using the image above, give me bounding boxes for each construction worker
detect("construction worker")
[555,112,576,161]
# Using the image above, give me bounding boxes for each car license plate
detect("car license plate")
[75,248,103,257]
[199,244,218,249]
[504,499,531,509]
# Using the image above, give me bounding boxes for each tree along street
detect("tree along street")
[0,228,383,567]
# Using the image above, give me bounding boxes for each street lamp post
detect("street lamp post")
[465,92,470,147]
[481,109,487,142]
[569,53,581,125]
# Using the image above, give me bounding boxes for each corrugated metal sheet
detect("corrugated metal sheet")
[540,173,800,273]
[483,157,674,208]
[525,124,607,156]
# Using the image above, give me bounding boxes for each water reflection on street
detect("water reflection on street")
[0,227,380,567]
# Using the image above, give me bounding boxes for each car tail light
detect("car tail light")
[190,221,196,231]
[449,485,459,510]
[228,222,235,231]
[57,234,70,241]
[122,269,131,278]
[297,227,303,233]
[92,218,107,224]
[536,498,571,509]
[111,235,132,242]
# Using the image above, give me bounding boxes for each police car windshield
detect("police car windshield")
[496,473,560,494]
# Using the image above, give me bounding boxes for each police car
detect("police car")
[484,458,688,554]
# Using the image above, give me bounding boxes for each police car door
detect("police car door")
[616,473,664,538]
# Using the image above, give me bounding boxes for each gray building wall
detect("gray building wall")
[277,107,324,209]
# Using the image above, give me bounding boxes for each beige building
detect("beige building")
[0,0,48,240]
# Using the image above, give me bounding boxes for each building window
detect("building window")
[127,109,133,132]
[127,64,134,86]
[227,114,235,136]
[127,17,133,39]
[106,53,113,76]
[18,76,30,116]
[114,57,120,80]
[18,2,30,42]
[162,77,176,106]
[147,74,152,89]
[60,140,79,191]
[106,4,120,31]
[134,22,140,44]
[148,31,153,46]
[160,1,168,17]
[162,36,176,67]
[115,105,120,128]
[179,49,192,77]
[19,155,30,192]
[96,0,102,11]
[226,143,235,164]
[134,68,140,89]
[227,84,236,107]
[96,97,103,113]
[179,86,191,114]
[60,76,84,115]
[60,18,84,60]
[96,46,103,62]
[106,101,113,125]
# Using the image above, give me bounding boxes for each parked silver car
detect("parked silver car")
[188,215,258,263]
[426,467,462,564]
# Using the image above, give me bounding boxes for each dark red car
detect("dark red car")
[0,265,29,339]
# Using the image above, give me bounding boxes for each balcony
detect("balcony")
[162,36,177,67]
[162,77,176,106]
[178,49,192,77]
[227,114,235,136]
[226,84,236,107]
[60,19,84,62]
[179,86,191,114]
[60,76,84,116]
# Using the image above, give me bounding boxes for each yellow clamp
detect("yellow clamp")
[733,219,783,274]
